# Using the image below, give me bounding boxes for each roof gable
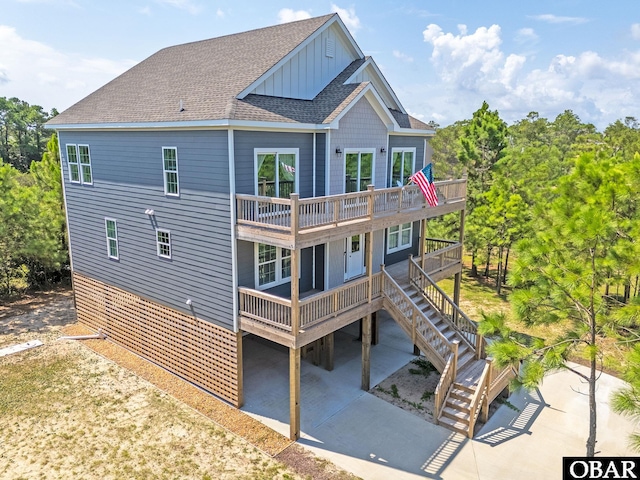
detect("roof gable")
[238,15,362,101]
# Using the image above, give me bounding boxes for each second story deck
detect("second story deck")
[236,179,466,249]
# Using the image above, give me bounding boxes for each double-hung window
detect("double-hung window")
[255,149,298,198]
[105,218,119,259]
[66,144,92,184]
[156,229,172,258]
[390,148,415,187]
[387,223,413,253]
[256,243,291,288]
[163,147,179,196]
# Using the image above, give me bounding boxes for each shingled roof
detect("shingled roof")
[48,14,336,126]
[48,13,431,131]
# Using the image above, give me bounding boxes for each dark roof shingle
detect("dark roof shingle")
[48,14,335,125]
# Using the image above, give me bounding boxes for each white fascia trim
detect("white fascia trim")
[392,127,436,136]
[46,119,323,132]
[327,85,399,130]
[236,15,364,100]
[344,58,406,114]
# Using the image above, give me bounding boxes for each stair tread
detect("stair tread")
[442,407,471,421]
[445,397,471,410]
[437,416,470,435]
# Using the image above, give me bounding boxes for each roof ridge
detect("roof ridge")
[157,13,336,53]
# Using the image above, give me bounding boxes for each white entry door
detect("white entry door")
[345,234,366,280]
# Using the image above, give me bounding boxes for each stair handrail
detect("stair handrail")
[467,359,492,438]
[380,267,453,371]
[433,340,459,420]
[408,256,483,356]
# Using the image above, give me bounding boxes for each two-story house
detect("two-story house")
[47,13,512,440]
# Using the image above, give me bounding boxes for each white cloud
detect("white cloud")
[421,22,640,129]
[331,4,361,35]
[155,0,202,15]
[277,8,311,23]
[515,28,538,44]
[139,6,151,15]
[529,14,588,25]
[216,8,225,18]
[632,23,640,40]
[393,50,413,63]
[0,25,136,111]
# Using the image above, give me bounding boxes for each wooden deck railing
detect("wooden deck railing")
[408,256,483,355]
[239,274,383,334]
[434,341,459,419]
[236,179,466,233]
[380,267,453,372]
[423,241,462,275]
[467,359,492,438]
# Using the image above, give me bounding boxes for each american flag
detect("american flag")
[409,163,439,207]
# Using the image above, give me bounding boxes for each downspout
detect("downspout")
[312,132,316,290]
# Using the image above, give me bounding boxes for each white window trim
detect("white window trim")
[254,148,299,197]
[105,217,119,260]
[389,147,416,187]
[387,222,413,254]
[66,144,93,185]
[162,146,180,197]
[254,243,292,290]
[343,148,376,193]
[156,228,172,259]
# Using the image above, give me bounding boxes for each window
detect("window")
[156,229,171,258]
[345,151,374,192]
[105,218,118,259]
[66,144,92,184]
[256,243,291,288]
[387,223,413,253]
[255,149,298,198]
[390,148,415,187]
[163,147,179,196]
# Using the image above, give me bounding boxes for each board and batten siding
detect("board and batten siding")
[248,24,356,101]
[59,130,235,330]
[329,97,389,195]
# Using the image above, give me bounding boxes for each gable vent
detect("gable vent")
[325,37,335,58]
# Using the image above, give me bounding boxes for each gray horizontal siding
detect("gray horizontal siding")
[59,130,235,329]
[234,130,314,198]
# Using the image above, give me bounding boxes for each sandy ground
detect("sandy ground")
[0,290,359,480]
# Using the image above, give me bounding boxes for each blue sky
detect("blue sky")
[1,0,639,130]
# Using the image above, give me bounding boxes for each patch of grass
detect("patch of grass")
[390,384,399,398]
[421,390,434,402]
[409,357,437,377]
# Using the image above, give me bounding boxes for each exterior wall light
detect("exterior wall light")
[335,147,342,155]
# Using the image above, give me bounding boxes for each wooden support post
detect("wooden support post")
[289,346,301,441]
[453,271,461,327]
[475,332,485,360]
[481,357,493,423]
[361,313,372,391]
[291,247,300,337]
[323,332,334,371]
[451,339,459,376]
[236,330,244,408]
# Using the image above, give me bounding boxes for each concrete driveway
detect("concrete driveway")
[241,313,637,480]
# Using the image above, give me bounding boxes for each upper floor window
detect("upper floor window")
[345,150,374,193]
[256,243,291,288]
[105,218,119,259]
[163,147,179,196]
[387,222,413,253]
[255,149,298,198]
[390,148,415,187]
[66,144,92,184]
[156,229,172,259]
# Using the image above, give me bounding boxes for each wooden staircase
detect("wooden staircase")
[382,257,514,438]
